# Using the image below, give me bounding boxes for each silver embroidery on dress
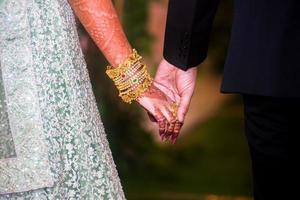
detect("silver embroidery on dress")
[0,65,16,159]
[0,0,125,199]
[0,0,54,194]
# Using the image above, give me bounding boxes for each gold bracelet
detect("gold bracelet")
[106,49,141,80]
[116,65,152,103]
[106,49,153,104]
[117,65,147,90]
[118,74,153,103]
[114,61,142,84]
[115,62,144,86]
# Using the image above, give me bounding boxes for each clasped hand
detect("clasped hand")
[136,59,197,144]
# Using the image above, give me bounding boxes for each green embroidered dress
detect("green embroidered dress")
[0,0,125,199]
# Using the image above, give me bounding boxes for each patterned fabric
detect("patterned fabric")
[0,0,54,194]
[0,0,125,199]
[0,65,15,159]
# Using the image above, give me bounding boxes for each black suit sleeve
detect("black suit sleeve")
[163,0,220,71]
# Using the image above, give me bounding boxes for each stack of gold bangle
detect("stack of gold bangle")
[106,49,153,104]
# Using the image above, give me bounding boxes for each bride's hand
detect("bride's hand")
[136,81,183,143]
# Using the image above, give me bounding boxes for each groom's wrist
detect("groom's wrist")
[162,53,202,72]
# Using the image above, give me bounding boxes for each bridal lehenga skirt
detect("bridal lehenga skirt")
[0,0,125,199]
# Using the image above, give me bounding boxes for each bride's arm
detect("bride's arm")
[69,0,131,66]
[69,0,183,142]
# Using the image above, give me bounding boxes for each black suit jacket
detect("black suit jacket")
[163,0,300,97]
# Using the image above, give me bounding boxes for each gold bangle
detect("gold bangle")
[115,64,145,87]
[106,49,141,80]
[118,70,153,103]
[106,49,153,104]
[117,66,147,90]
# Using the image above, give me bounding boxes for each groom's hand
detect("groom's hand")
[155,59,197,123]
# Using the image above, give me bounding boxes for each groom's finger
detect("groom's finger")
[177,93,192,122]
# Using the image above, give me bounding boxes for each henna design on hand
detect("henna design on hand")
[69,0,132,66]
[139,83,167,101]
[69,1,184,142]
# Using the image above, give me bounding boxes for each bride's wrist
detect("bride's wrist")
[106,49,153,104]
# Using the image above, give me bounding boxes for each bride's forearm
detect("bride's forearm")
[69,0,132,66]
[69,1,178,134]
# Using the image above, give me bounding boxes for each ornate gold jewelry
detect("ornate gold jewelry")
[106,49,153,104]
[170,102,179,118]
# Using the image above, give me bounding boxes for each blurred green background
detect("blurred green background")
[78,0,252,199]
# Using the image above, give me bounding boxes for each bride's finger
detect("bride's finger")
[162,119,176,142]
[162,120,169,141]
[167,120,176,136]
[158,120,166,139]
[164,121,177,143]
[159,106,175,138]
[171,133,179,144]
[147,112,157,122]
[165,132,173,142]
[153,107,166,140]
[172,121,183,144]
[164,102,178,140]
[175,121,183,133]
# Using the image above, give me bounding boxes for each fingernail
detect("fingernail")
[163,134,169,142]
[172,135,177,144]
[164,136,168,142]
[173,137,178,144]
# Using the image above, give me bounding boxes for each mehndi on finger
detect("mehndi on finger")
[167,120,176,134]
[163,120,169,141]
[171,121,183,144]
[158,120,165,139]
